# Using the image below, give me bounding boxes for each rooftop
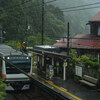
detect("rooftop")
[89,12,100,22]
[0,44,26,56]
[53,34,100,49]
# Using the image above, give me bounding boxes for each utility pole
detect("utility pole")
[63,23,70,80]
[67,22,70,58]
[67,22,70,76]
[42,0,44,45]
[0,27,3,44]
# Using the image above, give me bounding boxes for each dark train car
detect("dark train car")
[0,44,32,91]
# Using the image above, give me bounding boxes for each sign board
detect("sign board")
[75,65,82,77]
[63,62,67,67]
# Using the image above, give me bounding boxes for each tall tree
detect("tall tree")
[0,0,66,44]
[0,0,26,41]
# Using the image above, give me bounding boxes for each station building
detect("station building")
[53,12,100,58]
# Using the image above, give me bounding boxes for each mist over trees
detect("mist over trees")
[1,0,99,47]
[0,0,66,47]
[46,0,100,36]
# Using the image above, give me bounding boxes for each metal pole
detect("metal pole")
[67,22,70,77]
[67,22,70,57]
[63,64,66,80]
[42,0,44,45]
[98,54,100,63]
[63,60,65,81]
[0,27,3,43]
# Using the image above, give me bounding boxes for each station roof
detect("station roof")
[89,12,100,22]
[34,45,60,52]
[33,48,68,58]
[0,44,25,56]
[53,34,100,50]
[32,45,70,58]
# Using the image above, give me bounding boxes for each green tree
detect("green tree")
[0,0,26,41]
[0,0,66,43]
[27,33,55,47]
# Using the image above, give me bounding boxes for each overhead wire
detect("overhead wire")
[63,5,100,12]
[61,1,100,11]
[1,0,57,18]
[6,0,100,19]
[2,0,100,18]
[2,0,57,11]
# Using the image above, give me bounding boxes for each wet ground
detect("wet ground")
[51,77,100,100]
[33,67,100,100]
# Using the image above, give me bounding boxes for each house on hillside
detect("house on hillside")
[53,12,100,58]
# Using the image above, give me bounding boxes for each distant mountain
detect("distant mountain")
[46,0,100,36]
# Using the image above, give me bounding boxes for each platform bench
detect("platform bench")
[79,75,98,87]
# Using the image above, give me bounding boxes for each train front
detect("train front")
[4,55,32,91]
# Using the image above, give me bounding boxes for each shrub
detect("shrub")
[0,79,6,100]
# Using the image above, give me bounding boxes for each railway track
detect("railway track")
[6,89,46,100]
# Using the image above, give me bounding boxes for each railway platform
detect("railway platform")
[32,68,100,100]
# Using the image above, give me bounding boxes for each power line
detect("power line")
[61,1,100,11]
[3,0,32,10]
[44,1,100,14]
[2,0,57,11]
[1,0,57,17]
[63,5,100,12]
[45,0,57,4]
[2,1,100,16]
[45,4,100,14]
[22,0,57,11]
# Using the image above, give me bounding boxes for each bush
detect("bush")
[0,79,6,100]
[70,51,100,70]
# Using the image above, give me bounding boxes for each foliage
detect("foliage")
[5,40,19,50]
[4,33,55,50]
[0,0,26,41]
[0,0,66,43]
[44,5,66,37]
[74,76,80,82]
[27,33,56,47]
[70,49,100,70]
[0,79,6,100]
[70,49,81,64]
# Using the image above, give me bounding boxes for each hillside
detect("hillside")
[46,0,100,36]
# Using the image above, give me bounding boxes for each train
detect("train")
[0,44,32,91]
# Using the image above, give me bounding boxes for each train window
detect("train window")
[6,61,31,74]
[0,58,2,73]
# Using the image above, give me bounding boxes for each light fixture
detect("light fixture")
[7,57,10,59]
[26,57,29,59]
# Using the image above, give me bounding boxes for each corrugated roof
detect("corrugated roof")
[90,12,100,22]
[53,34,100,49]
[53,38,67,48]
